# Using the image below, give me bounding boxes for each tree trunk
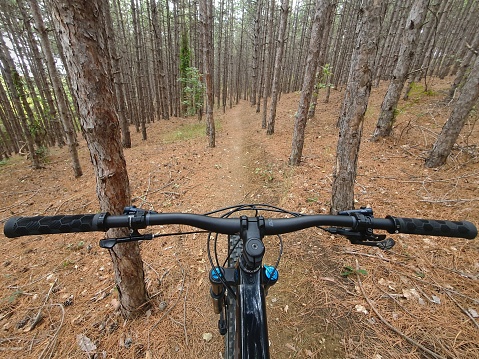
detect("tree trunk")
[104,0,131,148]
[330,0,381,214]
[261,0,275,128]
[0,35,40,169]
[49,0,149,319]
[308,2,335,118]
[371,0,429,141]
[200,0,215,147]
[151,0,170,120]
[425,53,479,168]
[131,0,147,140]
[30,0,83,178]
[250,0,263,106]
[289,0,330,166]
[266,0,289,135]
[445,30,479,102]
[17,1,64,148]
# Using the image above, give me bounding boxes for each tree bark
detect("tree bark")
[289,0,330,166]
[445,30,479,102]
[49,0,148,318]
[371,0,429,141]
[425,53,479,168]
[104,0,131,148]
[131,0,147,140]
[150,0,170,120]
[200,0,215,147]
[266,0,289,135]
[330,0,382,214]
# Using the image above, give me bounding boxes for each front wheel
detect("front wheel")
[224,234,242,359]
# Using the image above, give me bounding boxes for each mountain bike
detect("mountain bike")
[4,204,477,358]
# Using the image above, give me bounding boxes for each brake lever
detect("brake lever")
[99,232,153,249]
[327,227,395,250]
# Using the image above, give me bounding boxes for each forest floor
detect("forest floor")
[1,78,479,359]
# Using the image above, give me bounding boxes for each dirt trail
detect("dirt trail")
[193,102,264,209]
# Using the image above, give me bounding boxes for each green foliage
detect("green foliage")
[254,167,274,182]
[163,119,221,143]
[35,145,49,163]
[178,67,205,116]
[341,265,368,278]
[315,64,334,92]
[6,290,23,303]
[62,259,73,268]
[179,31,191,78]
[409,82,437,98]
[66,241,85,251]
[163,122,207,143]
[415,271,426,278]
[392,107,401,119]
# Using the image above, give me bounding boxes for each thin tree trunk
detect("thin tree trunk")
[330,0,382,214]
[267,0,289,135]
[19,0,65,148]
[425,53,479,168]
[0,80,21,153]
[445,31,479,102]
[104,0,131,148]
[200,0,215,147]
[151,0,170,120]
[50,0,149,318]
[30,0,83,177]
[261,0,275,128]
[371,0,429,141]
[289,0,330,165]
[131,0,147,140]
[250,0,263,106]
[0,35,40,169]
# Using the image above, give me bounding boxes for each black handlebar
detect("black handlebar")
[3,212,477,240]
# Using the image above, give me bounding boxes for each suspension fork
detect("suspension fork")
[209,216,278,358]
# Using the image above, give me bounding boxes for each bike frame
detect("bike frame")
[234,254,270,358]
[232,216,271,358]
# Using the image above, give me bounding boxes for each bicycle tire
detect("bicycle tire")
[224,234,242,359]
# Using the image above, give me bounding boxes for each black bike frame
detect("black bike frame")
[233,216,270,359]
[235,261,270,358]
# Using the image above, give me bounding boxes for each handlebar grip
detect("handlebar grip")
[388,217,477,240]
[4,214,105,238]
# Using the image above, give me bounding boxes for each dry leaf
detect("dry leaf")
[203,332,213,342]
[319,277,335,283]
[304,349,314,357]
[77,334,97,354]
[468,308,478,318]
[355,304,368,314]
[285,343,296,351]
[111,298,120,311]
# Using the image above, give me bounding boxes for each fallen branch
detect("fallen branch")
[38,304,65,359]
[419,198,479,204]
[443,289,479,329]
[52,195,82,214]
[0,189,40,214]
[25,279,57,333]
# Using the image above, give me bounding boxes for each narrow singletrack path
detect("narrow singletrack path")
[194,102,266,208]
